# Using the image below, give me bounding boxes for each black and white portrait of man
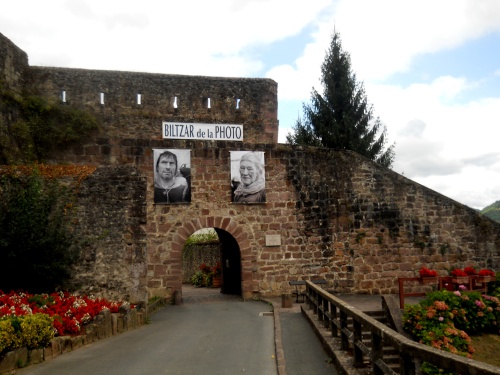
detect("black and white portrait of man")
[153,149,191,204]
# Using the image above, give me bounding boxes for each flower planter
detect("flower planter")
[420,277,438,285]
[452,276,469,285]
[212,277,222,288]
[476,276,491,283]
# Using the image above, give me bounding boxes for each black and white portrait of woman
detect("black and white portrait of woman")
[153,149,191,204]
[230,151,266,204]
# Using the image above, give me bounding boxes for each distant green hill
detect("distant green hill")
[481,201,500,223]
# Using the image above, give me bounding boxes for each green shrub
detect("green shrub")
[191,271,205,287]
[487,272,500,295]
[403,290,500,374]
[0,317,21,352]
[403,302,473,358]
[0,314,54,353]
[19,314,54,349]
[204,272,213,287]
[0,170,80,292]
[419,362,455,375]
[0,91,98,163]
[417,290,500,334]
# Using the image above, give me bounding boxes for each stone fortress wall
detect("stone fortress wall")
[1,32,499,303]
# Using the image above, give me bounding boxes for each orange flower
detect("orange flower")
[434,301,448,310]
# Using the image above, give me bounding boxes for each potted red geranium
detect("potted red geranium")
[477,269,495,283]
[211,262,222,288]
[450,268,469,285]
[463,266,477,276]
[419,267,438,284]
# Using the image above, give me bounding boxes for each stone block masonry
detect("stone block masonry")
[1,31,499,303]
[65,139,500,301]
[0,33,27,97]
[25,66,278,146]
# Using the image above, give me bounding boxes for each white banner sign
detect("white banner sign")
[162,122,243,141]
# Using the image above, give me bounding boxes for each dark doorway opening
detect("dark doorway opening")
[215,228,242,295]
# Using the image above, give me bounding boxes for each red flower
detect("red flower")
[0,290,129,336]
[199,263,211,274]
[463,267,477,276]
[419,267,437,277]
[478,269,495,277]
[212,262,222,277]
[450,269,468,277]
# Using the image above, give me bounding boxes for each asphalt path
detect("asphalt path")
[280,311,338,375]
[16,300,277,375]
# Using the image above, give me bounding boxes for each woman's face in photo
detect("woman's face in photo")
[157,155,177,181]
[239,160,257,186]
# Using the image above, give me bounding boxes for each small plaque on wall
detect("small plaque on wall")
[265,235,281,247]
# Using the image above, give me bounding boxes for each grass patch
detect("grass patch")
[470,334,500,367]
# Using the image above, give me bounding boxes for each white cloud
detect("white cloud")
[278,126,294,143]
[367,76,500,208]
[269,0,500,100]
[331,0,500,82]
[398,119,426,137]
[2,0,332,77]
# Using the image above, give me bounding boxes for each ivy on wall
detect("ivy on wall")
[0,87,98,163]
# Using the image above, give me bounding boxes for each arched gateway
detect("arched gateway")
[1,32,499,305]
[168,219,248,299]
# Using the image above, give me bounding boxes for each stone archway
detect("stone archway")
[169,217,253,300]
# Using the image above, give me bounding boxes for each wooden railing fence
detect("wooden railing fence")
[305,281,500,375]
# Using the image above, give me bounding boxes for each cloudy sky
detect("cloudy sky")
[2,0,500,209]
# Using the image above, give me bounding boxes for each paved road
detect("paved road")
[14,286,358,375]
[280,311,338,375]
[16,298,277,375]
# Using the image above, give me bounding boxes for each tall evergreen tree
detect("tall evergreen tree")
[287,31,395,168]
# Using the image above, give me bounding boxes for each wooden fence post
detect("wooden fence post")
[371,331,383,375]
[353,319,364,368]
[340,310,349,351]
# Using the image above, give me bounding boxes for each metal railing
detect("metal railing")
[305,281,500,375]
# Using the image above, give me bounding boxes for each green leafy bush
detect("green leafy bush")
[487,272,500,295]
[191,271,205,287]
[19,314,54,349]
[403,302,474,358]
[419,362,454,375]
[0,91,98,163]
[0,170,79,292]
[184,231,219,247]
[403,290,500,374]
[0,314,54,353]
[0,317,21,352]
[415,290,500,334]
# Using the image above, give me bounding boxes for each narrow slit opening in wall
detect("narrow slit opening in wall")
[61,90,66,103]
[207,97,211,109]
[236,98,240,109]
[137,93,142,105]
[173,96,178,108]
[100,92,105,105]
